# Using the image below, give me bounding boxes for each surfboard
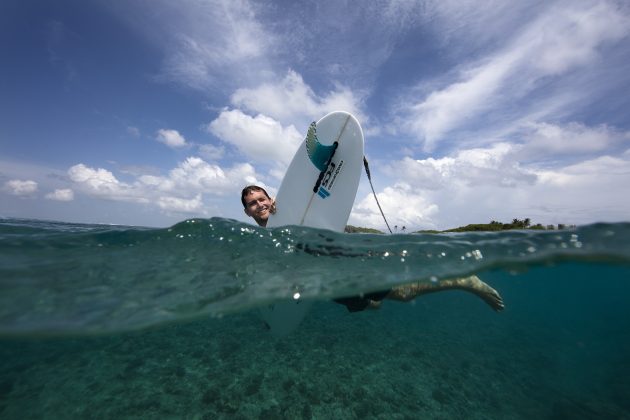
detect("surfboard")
[260,111,364,336]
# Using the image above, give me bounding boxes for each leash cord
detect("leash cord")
[363,156,393,234]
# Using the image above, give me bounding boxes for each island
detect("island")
[345,219,576,234]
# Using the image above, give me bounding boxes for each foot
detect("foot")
[460,275,505,311]
[366,300,382,310]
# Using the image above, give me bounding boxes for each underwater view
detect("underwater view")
[1,217,630,419]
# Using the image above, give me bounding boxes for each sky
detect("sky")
[1,0,630,230]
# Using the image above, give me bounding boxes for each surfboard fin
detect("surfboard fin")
[305,122,337,171]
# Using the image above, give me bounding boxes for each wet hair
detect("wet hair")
[241,185,271,208]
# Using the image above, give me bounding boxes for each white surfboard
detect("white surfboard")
[260,111,364,336]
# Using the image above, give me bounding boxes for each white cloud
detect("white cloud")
[230,70,366,127]
[387,143,536,190]
[151,0,275,91]
[198,143,225,161]
[521,1,629,75]
[401,57,513,150]
[68,158,265,216]
[206,70,369,169]
[156,129,187,148]
[136,157,261,196]
[68,164,141,202]
[3,179,38,196]
[158,194,203,213]
[207,109,302,165]
[45,188,74,201]
[364,141,630,229]
[387,156,455,190]
[517,121,629,158]
[504,152,630,224]
[538,153,630,187]
[127,126,140,137]
[111,0,426,95]
[166,157,252,194]
[351,182,439,230]
[398,0,630,150]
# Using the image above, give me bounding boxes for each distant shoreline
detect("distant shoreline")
[346,219,577,234]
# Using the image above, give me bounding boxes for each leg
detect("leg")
[386,275,505,311]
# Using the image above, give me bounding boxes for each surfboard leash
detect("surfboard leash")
[363,157,393,234]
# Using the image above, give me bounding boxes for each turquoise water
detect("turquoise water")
[1,218,629,418]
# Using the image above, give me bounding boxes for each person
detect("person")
[241,185,276,228]
[241,185,504,312]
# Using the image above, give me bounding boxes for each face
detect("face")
[243,190,273,227]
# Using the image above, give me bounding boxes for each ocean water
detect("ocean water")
[1,218,629,419]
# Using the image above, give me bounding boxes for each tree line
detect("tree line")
[346,218,576,234]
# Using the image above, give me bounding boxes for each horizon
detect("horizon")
[2,0,630,230]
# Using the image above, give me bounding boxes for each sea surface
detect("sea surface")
[1,217,629,419]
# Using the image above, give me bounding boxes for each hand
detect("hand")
[270,199,277,214]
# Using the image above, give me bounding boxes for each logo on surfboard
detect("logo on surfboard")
[318,160,344,199]
[317,186,330,198]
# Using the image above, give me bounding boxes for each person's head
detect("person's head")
[241,185,274,227]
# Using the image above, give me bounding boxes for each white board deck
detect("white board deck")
[260,111,364,336]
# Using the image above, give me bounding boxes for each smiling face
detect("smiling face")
[243,189,273,227]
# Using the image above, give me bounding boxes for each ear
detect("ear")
[244,207,253,218]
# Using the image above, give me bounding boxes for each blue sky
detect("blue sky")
[2,0,629,230]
